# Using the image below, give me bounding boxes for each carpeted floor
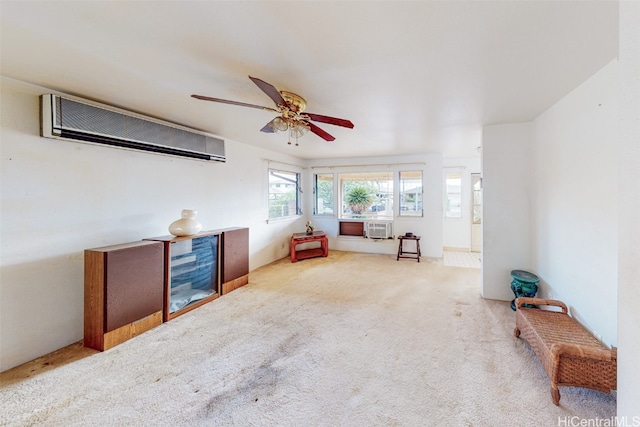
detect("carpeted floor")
[0,251,616,426]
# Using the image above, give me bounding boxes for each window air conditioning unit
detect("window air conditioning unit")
[365,222,393,239]
[40,94,225,162]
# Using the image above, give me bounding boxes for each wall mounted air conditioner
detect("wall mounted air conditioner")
[40,94,225,162]
[365,221,393,239]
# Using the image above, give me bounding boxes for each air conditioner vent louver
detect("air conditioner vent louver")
[41,94,225,162]
[365,222,393,239]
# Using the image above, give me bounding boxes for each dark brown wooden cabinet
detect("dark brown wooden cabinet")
[84,227,249,349]
[339,221,364,236]
[84,240,164,351]
[220,227,249,294]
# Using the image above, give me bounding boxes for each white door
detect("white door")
[471,174,482,252]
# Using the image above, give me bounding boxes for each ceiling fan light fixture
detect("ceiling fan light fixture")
[290,122,310,139]
[271,117,289,132]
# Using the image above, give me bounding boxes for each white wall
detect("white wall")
[482,61,619,343]
[0,78,307,371]
[531,60,619,347]
[442,157,481,251]
[617,0,640,417]
[481,123,533,301]
[481,53,640,414]
[305,155,443,258]
[0,78,451,372]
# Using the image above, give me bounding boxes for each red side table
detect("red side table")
[290,231,329,262]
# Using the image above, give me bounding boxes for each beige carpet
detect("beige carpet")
[0,251,616,426]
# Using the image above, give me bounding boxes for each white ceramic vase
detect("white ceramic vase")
[169,209,203,237]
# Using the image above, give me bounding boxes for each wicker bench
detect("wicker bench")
[513,297,617,405]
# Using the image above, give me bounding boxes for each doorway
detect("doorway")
[471,174,482,252]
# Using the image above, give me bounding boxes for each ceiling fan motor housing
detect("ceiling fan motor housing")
[280,91,306,113]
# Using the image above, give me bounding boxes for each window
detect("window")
[339,172,393,220]
[268,169,301,219]
[314,173,334,215]
[445,173,462,218]
[399,171,423,216]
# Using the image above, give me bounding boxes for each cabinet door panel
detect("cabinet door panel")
[105,243,164,332]
[223,228,249,283]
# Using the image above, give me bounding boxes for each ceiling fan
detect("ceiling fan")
[192,76,354,146]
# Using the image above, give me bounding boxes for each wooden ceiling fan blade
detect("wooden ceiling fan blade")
[308,122,335,142]
[248,76,288,107]
[191,94,278,112]
[306,113,354,129]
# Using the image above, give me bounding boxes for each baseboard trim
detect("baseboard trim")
[443,246,470,252]
[222,274,249,295]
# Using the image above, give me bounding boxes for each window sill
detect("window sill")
[339,217,393,221]
[266,215,302,224]
[336,235,396,242]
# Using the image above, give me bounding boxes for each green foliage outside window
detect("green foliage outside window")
[346,186,374,215]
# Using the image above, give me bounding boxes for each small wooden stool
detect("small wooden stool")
[397,235,421,262]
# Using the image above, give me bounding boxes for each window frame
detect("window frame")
[445,172,462,218]
[338,171,394,221]
[398,170,423,217]
[268,168,302,220]
[314,173,335,216]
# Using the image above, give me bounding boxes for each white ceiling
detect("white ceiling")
[1,1,618,160]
